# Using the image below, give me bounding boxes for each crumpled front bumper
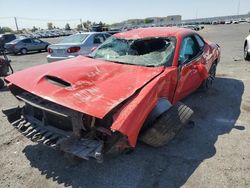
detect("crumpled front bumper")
[2,106,104,162]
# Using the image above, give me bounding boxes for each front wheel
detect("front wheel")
[20,48,27,55]
[139,102,193,147]
[244,44,250,61]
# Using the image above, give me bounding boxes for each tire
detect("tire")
[201,63,217,90]
[244,44,250,61]
[0,78,4,89]
[140,102,193,147]
[20,48,27,55]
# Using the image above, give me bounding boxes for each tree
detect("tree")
[86,20,91,26]
[76,24,83,31]
[83,22,91,30]
[99,21,103,27]
[65,23,71,30]
[144,18,154,24]
[31,26,38,32]
[47,22,53,30]
[0,27,13,34]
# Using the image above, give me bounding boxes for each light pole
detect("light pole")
[14,17,19,32]
[237,0,240,15]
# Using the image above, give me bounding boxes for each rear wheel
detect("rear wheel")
[244,44,250,61]
[140,102,193,147]
[20,48,27,55]
[201,63,217,90]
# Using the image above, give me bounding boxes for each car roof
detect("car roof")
[74,32,110,36]
[0,33,15,37]
[114,27,194,39]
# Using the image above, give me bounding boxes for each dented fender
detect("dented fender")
[111,67,177,147]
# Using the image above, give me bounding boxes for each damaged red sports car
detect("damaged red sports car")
[3,27,220,162]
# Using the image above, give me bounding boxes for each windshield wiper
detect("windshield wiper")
[108,60,136,66]
[144,64,157,67]
[86,55,94,58]
[109,60,157,67]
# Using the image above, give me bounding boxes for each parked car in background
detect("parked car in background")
[182,25,199,31]
[47,32,111,63]
[232,20,239,24]
[0,34,16,49]
[244,31,250,60]
[4,37,50,55]
[107,28,122,35]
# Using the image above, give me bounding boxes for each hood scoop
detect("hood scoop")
[45,75,71,88]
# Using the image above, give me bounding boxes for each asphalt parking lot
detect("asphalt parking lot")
[0,23,250,188]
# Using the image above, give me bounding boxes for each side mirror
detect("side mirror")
[91,47,97,52]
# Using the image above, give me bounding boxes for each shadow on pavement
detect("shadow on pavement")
[0,85,9,92]
[23,77,244,188]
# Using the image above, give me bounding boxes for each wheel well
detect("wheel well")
[244,41,248,49]
[140,98,172,133]
[213,59,218,66]
[20,48,27,51]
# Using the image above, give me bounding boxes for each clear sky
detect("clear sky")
[0,0,250,29]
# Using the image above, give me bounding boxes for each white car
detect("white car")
[232,20,239,24]
[47,32,111,63]
[244,31,250,61]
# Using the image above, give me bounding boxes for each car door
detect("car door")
[173,35,206,102]
[32,38,45,50]
[21,38,34,50]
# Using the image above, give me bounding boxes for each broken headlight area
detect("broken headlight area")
[2,91,130,162]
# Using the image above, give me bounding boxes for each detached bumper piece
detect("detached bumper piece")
[2,103,104,162]
[59,138,104,162]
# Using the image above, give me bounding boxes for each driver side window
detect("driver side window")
[33,39,42,43]
[179,36,200,65]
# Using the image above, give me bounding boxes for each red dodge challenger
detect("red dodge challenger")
[3,27,220,162]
